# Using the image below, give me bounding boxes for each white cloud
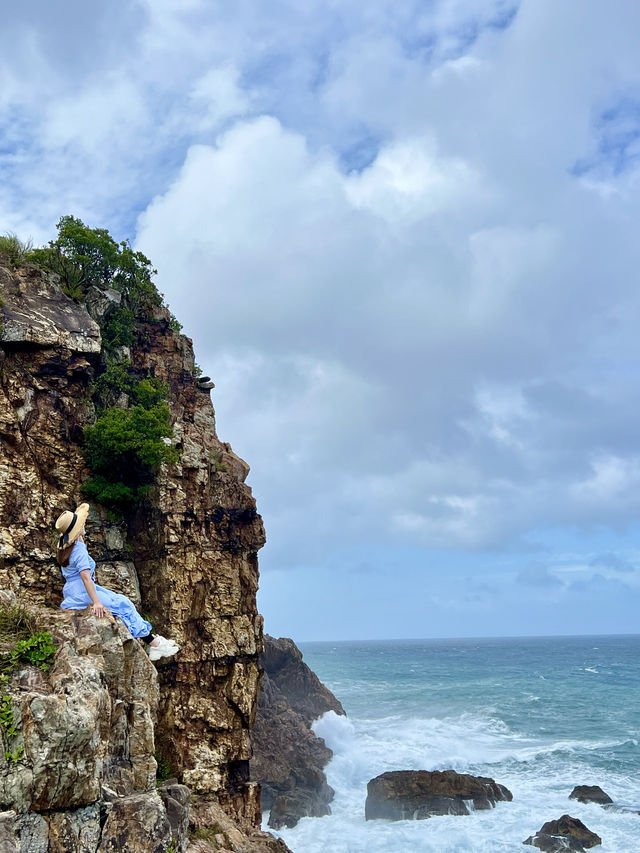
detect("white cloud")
[345,136,483,222]
[5,0,640,634]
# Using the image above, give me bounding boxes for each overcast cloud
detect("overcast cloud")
[3,1,640,639]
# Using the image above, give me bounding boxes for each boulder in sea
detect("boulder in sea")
[523,815,602,851]
[364,769,513,821]
[569,786,613,806]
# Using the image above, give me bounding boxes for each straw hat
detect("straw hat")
[55,502,90,549]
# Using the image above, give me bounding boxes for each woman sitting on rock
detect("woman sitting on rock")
[55,502,179,662]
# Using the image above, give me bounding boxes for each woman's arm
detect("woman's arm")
[79,570,107,619]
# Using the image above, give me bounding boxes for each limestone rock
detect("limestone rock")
[0,607,158,818]
[98,792,171,852]
[0,265,100,353]
[94,560,142,606]
[0,257,280,846]
[188,798,293,853]
[251,635,345,829]
[569,785,613,805]
[158,781,190,853]
[365,769,513,821]
[0,810,17,853]
[524,815,602,851]
[85,285,122,324]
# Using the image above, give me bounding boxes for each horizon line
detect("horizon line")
[292,631,640,644]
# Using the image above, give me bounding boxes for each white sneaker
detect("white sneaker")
[148,636,180,661]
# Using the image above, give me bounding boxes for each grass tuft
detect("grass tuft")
[0,233,33,269]
[0,604,35,642]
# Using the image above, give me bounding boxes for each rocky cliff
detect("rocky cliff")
[251,636,345,829]
[0,259,290,852]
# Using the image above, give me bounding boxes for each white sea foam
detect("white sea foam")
[268,710,640,853]
[268,638,640,853]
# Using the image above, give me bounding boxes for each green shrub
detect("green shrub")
[4,745,23,764]
[0,607,57,678]
[28,216,162,311]
[83,402,178,509]
[134,377,169,409]
[0,696,24,765]
[8,632,57,672]
[87,351,175,509]
[81,477,143,510]
[101,307,135,350]
[93,361,136,399]
[155,751,172,783]
[0,696,17,737]
[93,363,168,409]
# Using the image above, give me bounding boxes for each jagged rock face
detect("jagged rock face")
[252,635,346,829]
[0,599,177,852]
[259,636,345,726]
[0,267,97,604]
[365,769,513,821]
[0,262,265,828]
[188,798,292,853]
[0,265,101,354]
[127,305,265,822]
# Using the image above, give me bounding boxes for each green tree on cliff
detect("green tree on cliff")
[29,215,161,311]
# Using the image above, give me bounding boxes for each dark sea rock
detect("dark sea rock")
[261,635,346,725]
[524,815,602,851]
[364,769,513,821]
[251,635,346,830]
[569,785,613,806]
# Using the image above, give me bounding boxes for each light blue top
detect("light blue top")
[61,540,96,582]
[60,541,152,639]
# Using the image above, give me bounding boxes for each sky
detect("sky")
[3,1,640,641]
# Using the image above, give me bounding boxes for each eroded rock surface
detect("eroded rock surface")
[188,798,292,853]
[0,596,189,852]
[524,815,602,851]
[0,264,101,353]
[0,260,281,848]
[252,635,345,829]
[365,769,513,821]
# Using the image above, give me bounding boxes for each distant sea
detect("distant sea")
[268,636,640,853]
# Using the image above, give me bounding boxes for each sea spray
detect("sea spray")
[268,636,640,853]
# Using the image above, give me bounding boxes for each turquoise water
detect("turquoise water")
[270,636,640,853]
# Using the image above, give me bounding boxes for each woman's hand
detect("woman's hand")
[93,601,106,619]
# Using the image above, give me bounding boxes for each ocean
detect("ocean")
[268,636,640,853]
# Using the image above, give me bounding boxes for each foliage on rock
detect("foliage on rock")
[28,215,161,308]
[0,233,32,269]
[7,632,57,672]
[0,603,35,642]
[83,392,178,510]
[0,604,57,676]
[18,215,182,511]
